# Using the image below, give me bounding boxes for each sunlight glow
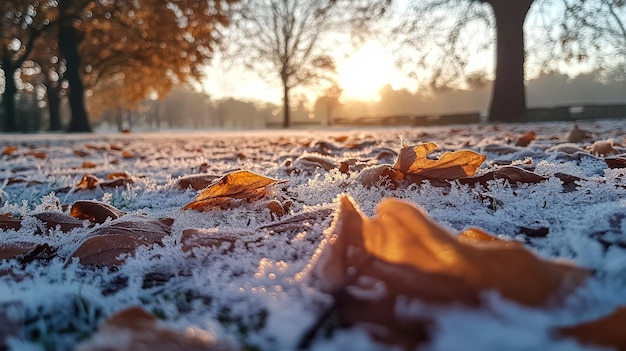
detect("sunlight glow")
[337,42,395,102]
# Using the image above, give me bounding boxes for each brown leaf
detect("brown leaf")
[0,242,56,263]
[70,200,125,224]
[606,157,626,169]
[0,213,22,231]
[310,196,588,349]
[515,131,536,146]
[565,124,592,143]
[183,170,285,211]
[393,142,485,179]
[74,174,101,190]
[75,306,237,351]
[33,212,85,232]
[81,161,97,169]
[357,165,404,188]
[557,306,626,350]
[73,149,90,157]
[176,174,221,190]
[70,218,170,266]
[459,166,548,186]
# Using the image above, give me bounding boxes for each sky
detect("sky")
[200,39,410,105]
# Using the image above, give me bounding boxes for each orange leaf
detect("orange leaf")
[74,306,235,351]
[310,196,588,349]
[393,142,485,179]
[183,170,285,211]
[515,131,536,146]
[557,306,626,350]
[2,146,18,155]
[81,161,97,169]
[74,174,101,190]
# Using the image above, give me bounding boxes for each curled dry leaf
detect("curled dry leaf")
[70,200,125,224]
[557,306,626,350]
[75,174,101,190]
[70,217,170,266]
[75,306,237,351]
[589,140,617,156]
[183,170,285,211]
[393,142,485,179]
[515,131,537,147]
[181,228,245,253]
[309,196,588,349]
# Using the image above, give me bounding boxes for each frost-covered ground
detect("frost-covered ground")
[1,120,626,351]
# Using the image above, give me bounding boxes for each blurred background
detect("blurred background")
[0,0,625,132]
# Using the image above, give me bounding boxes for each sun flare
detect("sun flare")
[337,42,393,102]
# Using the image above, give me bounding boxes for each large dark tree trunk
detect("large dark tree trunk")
[485,0,534,123]
[1,63,18,132]
[44,77,63,131]
[282,81,291,128]
[58,22,91,132]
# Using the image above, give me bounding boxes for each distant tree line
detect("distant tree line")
[1,0,624,132]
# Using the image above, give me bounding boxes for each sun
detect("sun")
[337,41,394,101]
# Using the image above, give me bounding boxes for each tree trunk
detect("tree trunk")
[282,81,291,128]
[1,63,18,132]
[44,78,63,131]
[485,0,534,123]
[59,23,92,132]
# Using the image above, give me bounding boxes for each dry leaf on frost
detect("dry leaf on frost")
[515,131,536,146]
[70,217,171,266]
[0,213,22,231]
[70,200,125,224]
[183,170,286,211]
[393,142,485,179]
[176,174,221,191]
[309,196,588,349]
[565,124,592,143]
[358,142,485,188]
[605,157,626,169]
[556,306,626,350]
[75,306,237,351]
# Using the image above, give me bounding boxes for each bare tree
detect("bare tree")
[396,0,626,123]
[227,1,343,128]
[226,0,391,128]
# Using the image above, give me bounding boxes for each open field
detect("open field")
[1,120,626,350]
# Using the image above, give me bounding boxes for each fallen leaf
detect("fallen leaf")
[458,166,548,186]
[181,228,241,253]
[557,306,626,350]
[515,131,536,146]
[176,174,221,190]
[2,146,18,155]
[70,200,125,224]
[122,150,135,158]
[309,196,587,349]
[183,170,285,211]
[605,157,626,169]
[33,212,85,232]
[73,149,90,157]
[0,214,22,231]
[0,242,57,263]
[70,217,170,266]
[74,174,101,190]
[565,124,592,143]
[589,140,617,156]
[393,142,485,179]
[74,306,237,351]
[81,161,97,169]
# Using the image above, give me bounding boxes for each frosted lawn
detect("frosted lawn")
[1,120,626,351]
